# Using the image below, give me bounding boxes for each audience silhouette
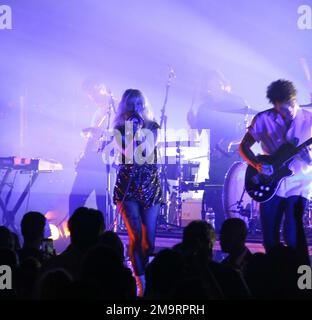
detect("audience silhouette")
[0,205,310,300]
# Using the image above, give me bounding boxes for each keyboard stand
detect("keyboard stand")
[0,168,13,223]
[0,170,39,233]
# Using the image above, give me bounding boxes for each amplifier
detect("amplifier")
[181,199,202,227]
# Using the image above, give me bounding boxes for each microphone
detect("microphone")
[127,112,144,129]
[168,65,176,80]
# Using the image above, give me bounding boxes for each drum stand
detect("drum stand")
[104,164,116,228]
[238,188,261,235]
[158,115,171,228]
[157,143,183,230]
[236,188,250,218]
[248,200,258,235]
[228,187,259,234]
[171,142,183,227]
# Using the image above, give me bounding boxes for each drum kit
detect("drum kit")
[156,105,260,231]
[157,141,202,228]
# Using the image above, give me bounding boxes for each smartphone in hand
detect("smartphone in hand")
[42,238,55,256]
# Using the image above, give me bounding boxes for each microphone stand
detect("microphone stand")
[158,68,179,229]
[98,92,115,229]
[106,91,116,229]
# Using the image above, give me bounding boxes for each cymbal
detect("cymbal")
[300,103,312,108]
[186,155,209,160]
[220,106,259,115]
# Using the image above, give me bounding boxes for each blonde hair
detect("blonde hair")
[114,89,154,127]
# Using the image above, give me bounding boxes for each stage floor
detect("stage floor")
[117,228,312,260]
[52,226,312,260]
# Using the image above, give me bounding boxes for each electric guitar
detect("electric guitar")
[245,137,312,202]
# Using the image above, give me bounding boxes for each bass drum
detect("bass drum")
[222,161,260,228]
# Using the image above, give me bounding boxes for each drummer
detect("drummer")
[187,70,248,231]
[187,69,247,183]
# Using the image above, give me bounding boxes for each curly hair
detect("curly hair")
[266,79,297,104]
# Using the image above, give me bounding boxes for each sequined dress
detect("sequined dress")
[113,121,163,209]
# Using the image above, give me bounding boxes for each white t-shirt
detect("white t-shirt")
[248,107,312,199]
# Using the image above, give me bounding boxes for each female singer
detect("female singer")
[113,89,162,295]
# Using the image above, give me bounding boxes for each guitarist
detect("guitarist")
[239,79,312,252]
[68,77,115,219]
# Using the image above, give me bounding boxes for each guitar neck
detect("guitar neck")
[286,137,312,163]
